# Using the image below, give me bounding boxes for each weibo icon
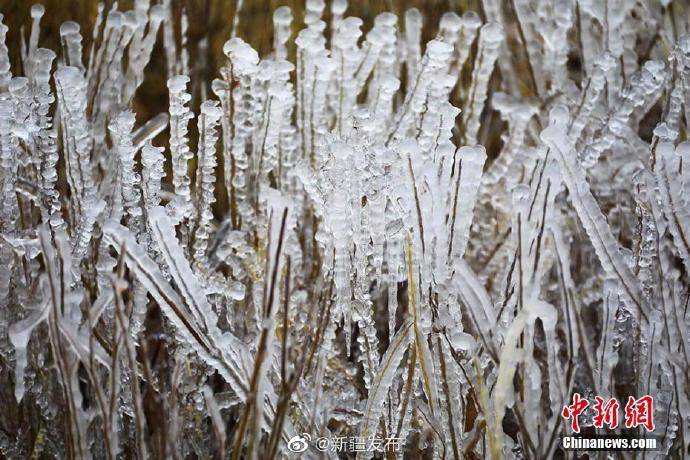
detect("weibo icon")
[287,433,311,453]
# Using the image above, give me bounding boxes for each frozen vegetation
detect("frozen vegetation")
[0,0,689,458]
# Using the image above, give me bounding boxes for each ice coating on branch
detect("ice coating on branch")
[223,37,259,75]
[447,11,481,93]
[541,105,646,319]
[654,142,690,276]
[449,146,487,259]
[387,39,454,144]
[358,321,412,456]
[56,66,95,224]
[10,300,49,402]
[272,7,292,60]
[0,15,10,91]
[123,5,164,102]
[0,96,18,233]
[404,8,423,91]
[581,59,667,168]
[103,217,250,398]
[464,22,503,145]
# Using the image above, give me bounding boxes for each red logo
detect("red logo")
[562,394,654,433]
[592,396,620,429]
[624,395,655,432]
[561,393,589,433]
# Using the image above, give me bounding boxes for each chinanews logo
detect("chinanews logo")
[561,393,655,433]
[560,393,660,452]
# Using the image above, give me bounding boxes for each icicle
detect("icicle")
[404,9,423,93]
[463,22,503,146]
[59,21,85,72]
[27,4,45,68]
[304,0,325,27]
[193,100,222,271]
[332,16,363,136]
[580,60,666,168]
[223,38,259,229]
[0,96,18,232]
[9,299,50,402]
[0,89,17,303]
[109,110,142,230]
[141,141,165,208]
[272,7,292,60]
[55,66,95,220]
[32,48,65,232]
[0,15,12,91]
[167,75,195,224]
[179,8,190,76]
[448,145,487,260]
